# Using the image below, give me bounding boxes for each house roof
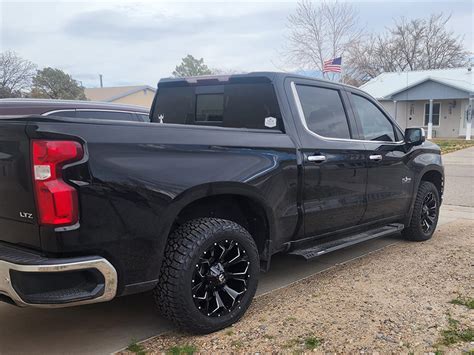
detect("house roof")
[360,67,473,100]
[84,85,156,102]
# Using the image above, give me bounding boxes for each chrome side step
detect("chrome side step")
[289,223,404,261]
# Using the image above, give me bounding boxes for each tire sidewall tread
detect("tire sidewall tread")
[403,181,440,241]
[154,218,259,334]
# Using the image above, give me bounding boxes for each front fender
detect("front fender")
[404,151,444,225]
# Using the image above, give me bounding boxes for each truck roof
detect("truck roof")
[158,71,358,91]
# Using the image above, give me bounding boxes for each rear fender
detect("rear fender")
[159,182,276,237]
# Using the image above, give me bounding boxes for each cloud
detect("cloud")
[63,5,291,43]
[1,29,32,48]
[63,9,201,42]
[1,0,472,88]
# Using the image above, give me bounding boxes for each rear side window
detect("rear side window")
[351,94,396,142]
[75,111,137,122]
[296,85,351,139]
[152,83,283,130]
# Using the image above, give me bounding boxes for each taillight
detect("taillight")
[32,140,84,226]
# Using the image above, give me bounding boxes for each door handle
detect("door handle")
[307,155,326,162]
[369,154,383,161]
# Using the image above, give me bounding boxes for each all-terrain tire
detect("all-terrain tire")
[154,218,259,334]
[403,181,440,241]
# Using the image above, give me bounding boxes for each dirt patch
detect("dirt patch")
[129,220,474,354]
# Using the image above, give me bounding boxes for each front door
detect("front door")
[289,80,367,238]
[348,92,413,223]
[459,100,473,137]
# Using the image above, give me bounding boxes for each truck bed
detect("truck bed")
[0,118,40,249]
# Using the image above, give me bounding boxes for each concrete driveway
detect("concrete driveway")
[1,147,473,355]
[442,146,474,207]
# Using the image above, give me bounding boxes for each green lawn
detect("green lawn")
[430,139,474,155]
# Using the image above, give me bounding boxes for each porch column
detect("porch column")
[393,100,398,122]
[467,97,473,141]
[427,99,434,139]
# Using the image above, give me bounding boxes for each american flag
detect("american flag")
[323,57,342,73]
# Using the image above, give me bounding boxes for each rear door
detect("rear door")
[347,91,413,223]
[0,120,40,248]
[287,79,367,238]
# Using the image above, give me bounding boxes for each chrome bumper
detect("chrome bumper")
[0,255,118,308]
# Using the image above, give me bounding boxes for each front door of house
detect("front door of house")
[459,100,473,137]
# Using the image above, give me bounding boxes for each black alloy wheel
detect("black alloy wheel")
[154,218,259,333]
[403,181,440,241]
[420,192,437,233]
[192,239,250,317]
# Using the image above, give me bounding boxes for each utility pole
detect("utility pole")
[99,74,103,88]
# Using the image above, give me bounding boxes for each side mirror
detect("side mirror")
[405,128,426,145]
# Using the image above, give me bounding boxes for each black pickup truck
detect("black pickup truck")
[0,72,443,333]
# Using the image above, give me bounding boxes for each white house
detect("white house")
[360,67,473,139]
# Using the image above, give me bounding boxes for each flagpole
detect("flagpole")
[340,57,343,83]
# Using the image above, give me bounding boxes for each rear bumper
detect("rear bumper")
[0,242,117,308]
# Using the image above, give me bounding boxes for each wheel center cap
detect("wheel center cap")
[218,273,225,283]
[209,263,226,285]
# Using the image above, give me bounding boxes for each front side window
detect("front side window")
[351,94,395,142]
[424,103,441,126]
[296,85,351,139]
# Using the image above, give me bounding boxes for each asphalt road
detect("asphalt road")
[1,147,473,355]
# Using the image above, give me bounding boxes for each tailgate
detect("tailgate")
[0,121,40,249]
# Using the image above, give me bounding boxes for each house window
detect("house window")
[424,102,440,126]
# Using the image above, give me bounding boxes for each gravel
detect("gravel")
[129,219,474,354]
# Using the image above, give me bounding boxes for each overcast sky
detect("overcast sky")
[1,0,472,88]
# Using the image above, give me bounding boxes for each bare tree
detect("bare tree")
[423,14,467,69]
[0,51,36,98]
[285,0,363,79]
[347,14,468,84]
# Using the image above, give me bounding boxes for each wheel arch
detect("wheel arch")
[420,169,444,198]
[159,182,277,261]
[405,165,444,226]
